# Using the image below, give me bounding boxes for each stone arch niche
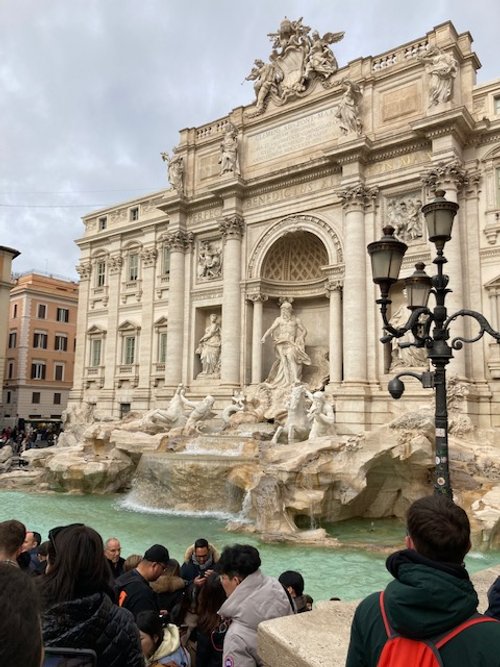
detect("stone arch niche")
[247,215,343,389]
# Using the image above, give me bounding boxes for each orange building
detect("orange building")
[1,272,78,426]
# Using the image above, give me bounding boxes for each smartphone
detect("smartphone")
[43,647,97,667]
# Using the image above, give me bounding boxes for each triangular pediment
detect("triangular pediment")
[485,275,500,289]
[87,324,106,335]
[154,317,168,327]
[117,320,140,332]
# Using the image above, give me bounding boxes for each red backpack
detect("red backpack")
[377,590,497,667]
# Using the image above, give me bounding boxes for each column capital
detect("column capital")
[219,214,245,241]
[108,253,123,274]
[140,246,158,267]
[337,184,379,210]
[421,158,469,193]
[76,262,92,280]
[247,292,268,303]
[164,230,194,252]
[325,280,343,297]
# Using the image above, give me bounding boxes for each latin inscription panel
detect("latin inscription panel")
[245,106,338,165]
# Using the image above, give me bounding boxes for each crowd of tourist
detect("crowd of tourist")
[2,495,500,666]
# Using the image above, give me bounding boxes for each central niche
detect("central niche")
[262,231,328,283]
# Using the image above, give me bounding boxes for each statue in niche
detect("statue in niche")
[198,240,222,280]
[219,123,240,175]
[304,30,343,79]
[389,304,429,370]
[196,314,221,378]
[261,301,311,387]
[387,197,423,243]
[335,80,363,135]
[245,58,282,113]
[161,150,184,194]
[307,391,336,439]
[421,47,457,107]
[184,395,216,434]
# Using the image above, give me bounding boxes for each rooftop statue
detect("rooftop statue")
[421,47,457,106]
[245,17,344,115]
[219,122,240,175]
[335,80,363,135]
[161,149,185,194]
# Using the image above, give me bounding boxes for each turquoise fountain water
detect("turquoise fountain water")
[2,491,499,604]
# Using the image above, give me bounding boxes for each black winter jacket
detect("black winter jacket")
[115,568,160,618]
[42,592,143,667]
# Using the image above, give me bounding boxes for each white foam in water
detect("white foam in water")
[118,495,240,521]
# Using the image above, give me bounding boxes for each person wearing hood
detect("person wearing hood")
[151,558,187,618]
[218,544,293,667]
[346,495,500,666]
[137,610,190,666]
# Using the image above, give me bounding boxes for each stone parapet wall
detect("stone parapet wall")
[258,567,499,667]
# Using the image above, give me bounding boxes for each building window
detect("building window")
[123,336,136,365]
[130,207,139,221]
[6,391,11,404]
[158,332,168,363]
[32,392,40,404]
[495,96,500,115]
[128,253,139,282]
[8,331,16,348]
[162,246,171,278]
[57,308,69,323]
[33,332,48,349]
[7,361,14,379]
[96,261,106,287]
[31,362,46,380]
[55,335,68,352]
[54,364,65,381]
[98,216,107,230]
[37,304,46,319]
[54,392,61,405]
[90,338,102,367]
[12,304,17,318]
[120,403,131,419]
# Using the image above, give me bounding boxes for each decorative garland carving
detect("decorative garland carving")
[108,254,123,274]
[141,246,158,267]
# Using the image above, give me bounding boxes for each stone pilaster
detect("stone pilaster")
[72,261,92,398]
[164,231,193,386]
[422,159,469,378]
[103,252,123,394]
[338,184,378,384]
[219,215,244,385]
[248,293,267,384]
[136,245,158,398]
[326,281,343,384]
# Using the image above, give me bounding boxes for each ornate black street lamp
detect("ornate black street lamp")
[368,190,500,498]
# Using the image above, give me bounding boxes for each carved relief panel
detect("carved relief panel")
[385,191,425,244]
[197,239,223,282]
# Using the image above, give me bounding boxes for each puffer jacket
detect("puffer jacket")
[218,569,293,667]
[42,591,143,667]
[346,549,500,667]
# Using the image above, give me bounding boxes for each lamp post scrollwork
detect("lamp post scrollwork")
[367,190,500,498]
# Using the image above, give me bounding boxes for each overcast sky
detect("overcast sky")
[1,0,499,280]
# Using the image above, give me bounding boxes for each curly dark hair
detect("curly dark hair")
[218,544,261,579]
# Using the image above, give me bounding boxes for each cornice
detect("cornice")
[410,107,476,145]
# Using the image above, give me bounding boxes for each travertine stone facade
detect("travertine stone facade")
[71,21,500,432]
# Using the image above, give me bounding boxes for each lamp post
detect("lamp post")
[367,190,500,498]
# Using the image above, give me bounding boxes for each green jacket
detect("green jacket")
[346,549,500,667]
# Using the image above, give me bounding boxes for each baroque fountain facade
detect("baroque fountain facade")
[5,19,500,549]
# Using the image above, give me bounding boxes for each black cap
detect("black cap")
[143,544,170,565]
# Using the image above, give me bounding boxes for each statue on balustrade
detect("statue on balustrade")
[421,47,457,106]
[261,301,311,387]
[196,314,221,378]
[219,123,240,175]
[335,80,363,135]
[161,150,185,194]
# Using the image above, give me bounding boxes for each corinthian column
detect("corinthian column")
[326,281,343,384]
[249,293,267,384]
[338,184,378,384]
[219,215,244,385]
[422,160,468,378]
[164,231,193,386]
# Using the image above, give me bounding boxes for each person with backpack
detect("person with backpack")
[345,495,500,666]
